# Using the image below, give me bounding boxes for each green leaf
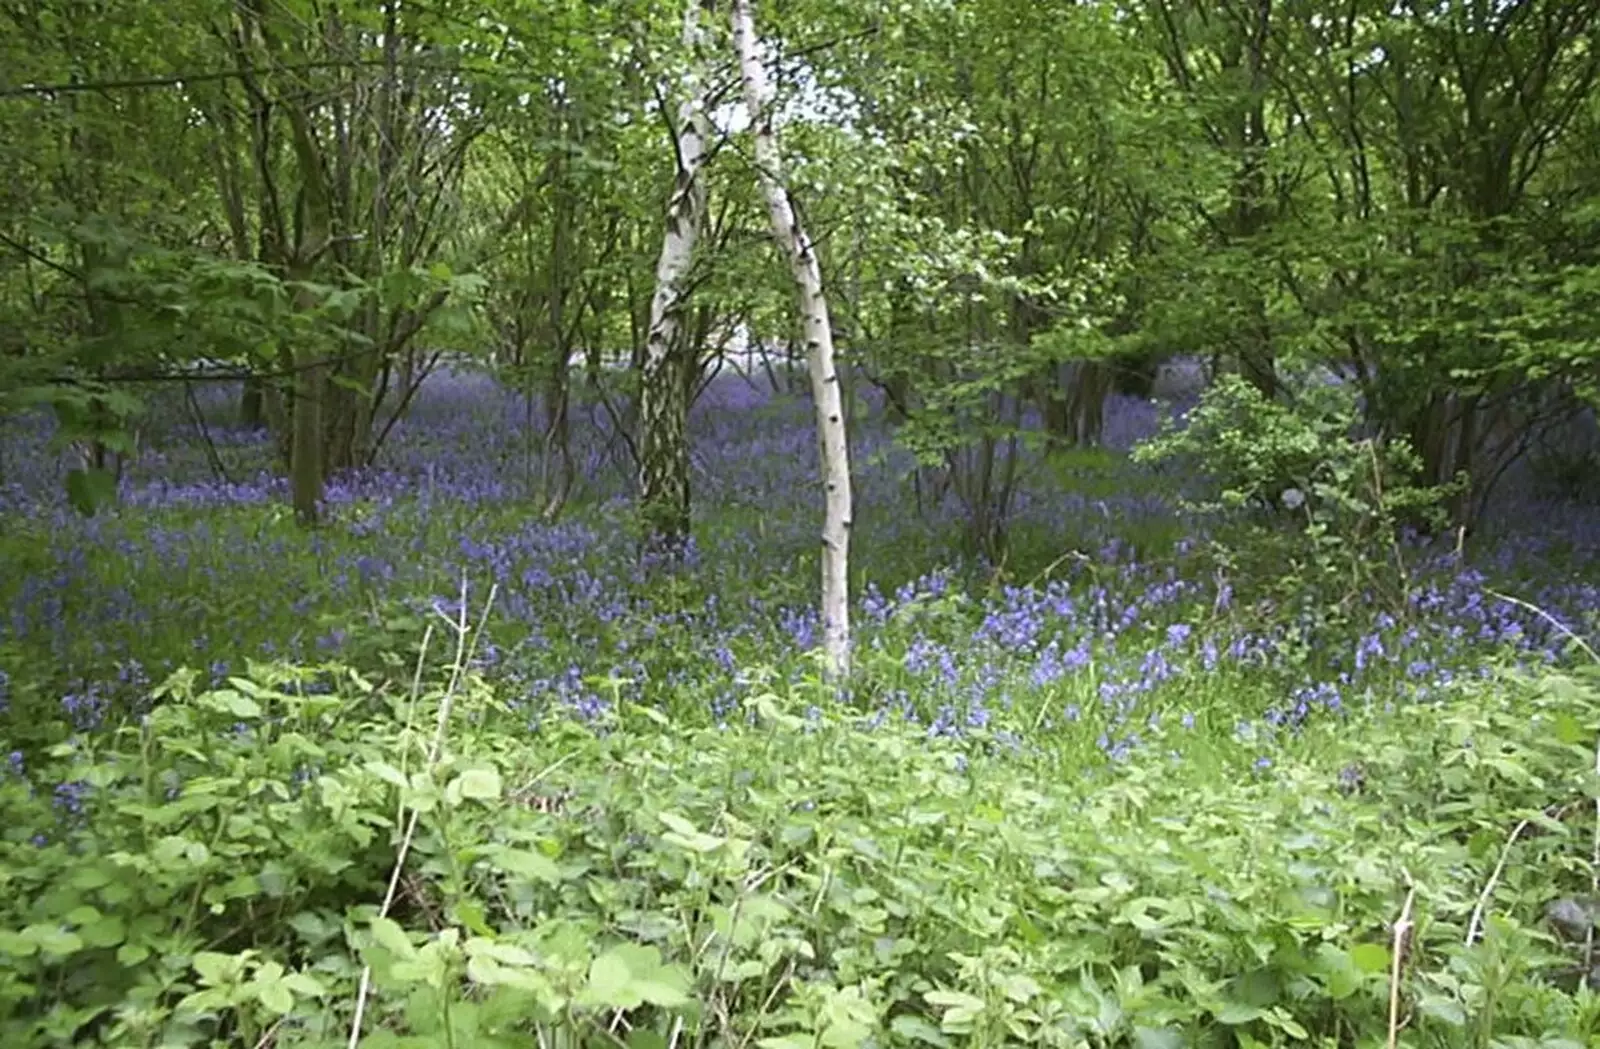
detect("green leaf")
[80,915,126,948]
[757,1037,815,1049]
[1416,993,1466,1026]
[0,929,37,958]
[465,938,539,968]
[486,845,563,885]
[890,1015,950,1047]
[66,467,117,516]
[284,972,328,997]
[256,978,294,1015]
[1553,711,1587,745]
[366,761,411,789]
[658,811,726,853]
[584,948,634,1007]
[1311,943,1360,999]
[206,690,262,718]
[193,951,239,986]
[117,942,151,965]
[1214,1002,1264,1024]
[453,768,503,802]
[23,923,83,958]
[1349,942,1390,974]
[924,989,985,1011]
[369,917,417,959]
[633,971,690,1008]
[1133,1029,1185,1049]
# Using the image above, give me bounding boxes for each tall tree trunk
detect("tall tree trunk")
[290,344,325,526]
[282,77,333,526]
[240,376,266,429]
[637,0,712,551]
[1065,360,1112,446]
[542,142,578,521]
[733,0,854,679]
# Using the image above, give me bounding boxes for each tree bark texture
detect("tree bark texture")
[733,0,854,679]
[638,0,712,550]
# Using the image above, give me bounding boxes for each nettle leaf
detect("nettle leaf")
[580,944,690,1010]
[890,1015,950,1047]
[485,845,564,885]
[1132,1029,1185,1049]
[924,988,986,1032]
[658,810,725,853]
[582,948,634,1007]
[1349,942,1390,974]
[1310,943,1361,999]
[1214,1002,1264,1024]
[1416,993,1466,1026]
[193,951,243,986]
[365,761,411,790]
[368,917,417,960]
[451,767,503,803]
[254,975,294,1015]
[202,689,262,719]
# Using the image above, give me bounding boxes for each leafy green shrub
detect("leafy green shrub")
[1133,374,1455,606]
[5,653,1600,1047]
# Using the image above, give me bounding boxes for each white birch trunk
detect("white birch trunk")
[638,0,714,546]
[731,0,854,678]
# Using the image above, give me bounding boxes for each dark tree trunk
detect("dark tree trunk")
[1046,361,1112,446]
[638,333,693,548]
[540,349,575,521]
[290,352,325,526]
[240,375,266,428]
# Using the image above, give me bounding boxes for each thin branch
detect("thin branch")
[1387,875,1416,1049]
[0,57,474,99]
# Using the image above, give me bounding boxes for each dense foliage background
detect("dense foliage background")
[3,0,1600,1046]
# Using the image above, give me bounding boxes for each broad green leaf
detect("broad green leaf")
[486,846,563,885]
[369,917,417,959]
[193,951,239,986]
[23,924,83,958]
[584,948,634,1007]
[255,978,294,1015]
[1133,1029,1185,1049]
[0,930,36,957]
[453,768,503,802]
[891,1015,950,1047]
[1214,1002,1264,1024]
[1349,942,1390,974]
[1416,993,1466,1026]
[365,761,411,789]
[924,989,985,1012]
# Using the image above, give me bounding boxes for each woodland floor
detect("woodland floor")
[2,369,1599,1046]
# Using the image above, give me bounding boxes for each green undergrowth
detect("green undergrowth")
[3,647,1600,1048]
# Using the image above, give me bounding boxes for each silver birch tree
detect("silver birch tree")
[731,0,854,677]
[637,0,714,549]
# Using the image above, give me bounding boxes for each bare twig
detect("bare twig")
[1387,876,1416,1049]
[346,576,497,1049]
[1466,817,1532,946]
[733,958,796,1049]
[1486,589,1599,665]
